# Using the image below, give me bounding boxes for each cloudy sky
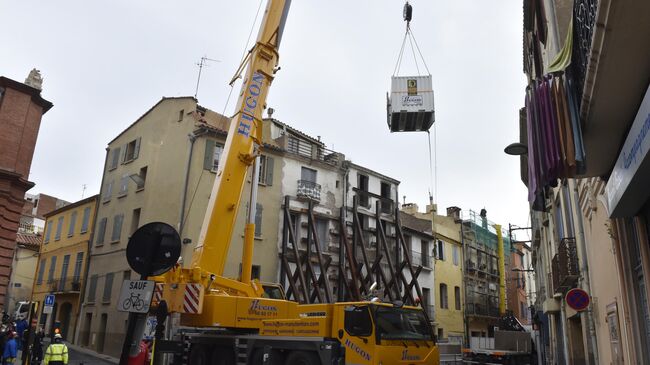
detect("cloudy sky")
[1,0,530,231]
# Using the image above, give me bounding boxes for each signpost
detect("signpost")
[117,280,155,313]
[43,294,55,314]
[566,288,590,311]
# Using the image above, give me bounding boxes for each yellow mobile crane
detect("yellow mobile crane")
[147,1,439,364]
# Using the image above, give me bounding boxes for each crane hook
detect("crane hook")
[403,1,413,29]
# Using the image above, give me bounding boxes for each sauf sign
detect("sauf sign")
[117,280,155,314]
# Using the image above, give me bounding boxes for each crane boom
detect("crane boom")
[190,0,292,277]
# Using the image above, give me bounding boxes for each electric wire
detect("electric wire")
[407,32,421,75]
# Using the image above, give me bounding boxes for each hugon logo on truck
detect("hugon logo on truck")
[248,299,278,316]
[402,349,421,361]
[344,339,371,361]
[237,72,265,137]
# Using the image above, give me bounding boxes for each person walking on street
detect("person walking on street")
[2,332,17,364]
[43,333,68,365]
[31,329,45,365]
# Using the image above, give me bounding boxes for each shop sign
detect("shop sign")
[605,85,650,216]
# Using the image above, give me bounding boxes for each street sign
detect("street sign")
[117,280,155,313]
[43,294,55,314]
[566,288,590,311]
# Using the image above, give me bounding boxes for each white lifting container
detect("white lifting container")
[387,75,435,132]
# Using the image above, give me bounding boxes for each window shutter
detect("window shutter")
[119,144,127,164]
[204,140,215,170]
[265,157,274,185]
[255,203,263,237]
[133,137,141,160]
[96,218,107,245]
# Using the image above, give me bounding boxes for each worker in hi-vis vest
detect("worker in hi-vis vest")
[43,333,68,365]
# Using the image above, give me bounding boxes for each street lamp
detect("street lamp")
[504,142,528,156]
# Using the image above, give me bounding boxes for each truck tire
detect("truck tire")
[189,345,209,365]
[211,347,235,365]
[285,351,320,365]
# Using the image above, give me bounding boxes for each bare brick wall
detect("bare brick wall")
[0,76,51,308]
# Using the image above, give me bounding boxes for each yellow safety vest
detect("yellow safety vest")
[44,343,68,365]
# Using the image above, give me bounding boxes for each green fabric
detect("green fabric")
[546,17,574,73]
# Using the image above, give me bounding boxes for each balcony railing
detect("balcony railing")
[50,278,82,293]
[286,136,341,166]
[571,0,598,103]
[297,180,321,201]
[465,302,500,318]
[552,237,579,294]
[411,252,431,268]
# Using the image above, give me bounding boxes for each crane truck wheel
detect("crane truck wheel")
[189,345,209,365]
[285,351,321,365]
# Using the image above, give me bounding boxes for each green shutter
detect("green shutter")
[204,139,216,170]
[265,157,274,186]
[119,144,127,164]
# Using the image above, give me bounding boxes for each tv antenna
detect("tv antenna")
[194,56,221,99]
[81,184,87,199]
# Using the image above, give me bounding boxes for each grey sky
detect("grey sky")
[1,1,529,231]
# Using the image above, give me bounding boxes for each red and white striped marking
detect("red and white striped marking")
[183,283,202,313]
[152,283,164,305]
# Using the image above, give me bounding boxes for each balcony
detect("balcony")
[465,302,500,318]
[574,0,650,176]
[50,278,82,294]
[355,190,394,214]
[551,238,579,294]
[286,136,342,167]
[411,252,431,268]
[296,180,321,201]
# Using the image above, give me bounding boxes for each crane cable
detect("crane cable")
[392,1,431,77]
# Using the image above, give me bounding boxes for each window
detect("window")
[288,213,299,247]
[118,174,129,196]
[380,182,392,213]
[315,218,329,251]
[258,155,274,185]
[88,275,98,302]
[455,286,461,310]
[37,259,45,285]
[123,270,131,281]
[80,207,91,233]
[61,255,70,289]
[55,216,64,240]
[68,211,77,237]
[562,184,575,237]
[96,218,107,245]
[422,287,431,308]
[44,222,52,243]
[123,138,141,163]
[204,140,224,171]
[108,147,120,170]
[452,245,459,266]
[438,328,444,339]
[103,272,114,303]
[254,204,263,237]
[358,174,369,206]
[178,109,184,122]
[136,166,147,190]
[421,240,430,267]
[439,283,448,309]
[301,167,317,183]
[238,264,261,280]
[130,208,141,236]
[436,240,445,261]
[47,256,57,284]
[111,214,124,242]
[103,180,113,202]
[73,252,84,283]
[554,196,564,240]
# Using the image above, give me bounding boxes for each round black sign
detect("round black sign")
[126,222,181,277]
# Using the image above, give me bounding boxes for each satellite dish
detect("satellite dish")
[126,222,181,277]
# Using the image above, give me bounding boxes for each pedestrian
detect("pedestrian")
[14,318,26,351]
[2,331,17,364]
[43,333,68,365]
[31,329,44,365]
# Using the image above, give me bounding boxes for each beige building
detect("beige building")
[76,97,283,357]
[32,195,97,341]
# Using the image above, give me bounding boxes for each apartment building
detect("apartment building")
[0,71,52,307]
[401,204,464,343]
[507,242,530,325]
[515,0,650,363]
[32,195,97,341]
[77,98,283,357]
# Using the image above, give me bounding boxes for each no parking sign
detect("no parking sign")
[566,288,590,311]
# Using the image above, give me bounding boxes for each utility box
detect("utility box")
[387,75,435,132]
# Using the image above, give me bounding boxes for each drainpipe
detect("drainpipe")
[178,131,200,237]
[560,301,571,363]
[571,180,600,365]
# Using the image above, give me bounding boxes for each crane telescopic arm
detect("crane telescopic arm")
[190,0,292,279]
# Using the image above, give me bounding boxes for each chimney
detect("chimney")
[24,68,43,90]
[446,206,461,222]
[425,204,437,214]
[401,203,419,215]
